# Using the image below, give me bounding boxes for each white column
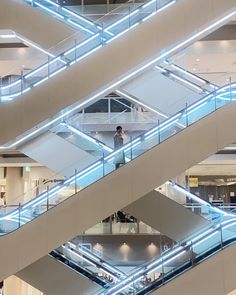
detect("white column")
[4,276,22,295]
[174,172,187,188]
[6,167,24,205]
[4,276,43,295]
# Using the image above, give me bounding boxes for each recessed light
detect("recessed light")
[196,58,200,62]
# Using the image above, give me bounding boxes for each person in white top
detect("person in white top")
[0,194,5,207]
[113,126,125,170]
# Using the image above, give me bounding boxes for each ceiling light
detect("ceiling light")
[0,34,16,39]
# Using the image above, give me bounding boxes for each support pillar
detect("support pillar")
[6,167,24,205]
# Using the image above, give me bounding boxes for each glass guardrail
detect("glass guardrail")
[161,62,218,93]
[156,65,211,94]
[84,218,160,235]
[94,217,236,294]
[0,0,175,102]
[25,0,147,33]
[0,83,235,236]
[51,122,113,157]
[50,241,125,287]
[158,181,231,223]
[48,183,236,293]
[25,0,102,33]
[50,249,109,287]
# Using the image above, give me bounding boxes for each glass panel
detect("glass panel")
[85,99,109,113]
[159,182,224,223]
[192,227,222,260]
[221,219,236,247]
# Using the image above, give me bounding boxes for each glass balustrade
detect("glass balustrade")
[0,83,235,236]
[51,241,124,287]
[158,181,230,223]
[84,215,160,235]
[51,123,113,158]
[25,0,102,33]
[0,0,176,102]
[94,217,236,294]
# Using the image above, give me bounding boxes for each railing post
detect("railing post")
[47,186,49,211]
[214,86,217,110]
[74,39,77,62]
[137,218,140,234]
[102,153,105,176]
[18,202,21,228]
[101,23,104,46]
[190,241,194,267]
[0,76,2,103]
[129,6,131,28]
[230,76,232,103]
[185,102,188,127]
[48,55,50,78]
[75,169,78,193]
[158,119,160,143]
[109,215,112,234]
[160,233,165,283]
[130,136,133,160]
[81,0,84,15]
[161,255,165,284]
[220,223,223,249]
[21,70,23,94]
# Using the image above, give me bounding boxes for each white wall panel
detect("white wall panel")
[124,190,210,242]
[0,0,75,50]
[21,132,96,177]
[122,69,202,115]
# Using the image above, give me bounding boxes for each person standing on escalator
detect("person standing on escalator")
[113,126,125,169]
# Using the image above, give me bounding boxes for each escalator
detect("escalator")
[148,241,236,295]
[0,0,235,146]
[16,184,216,295]
[18,64,220,177]
[123,180,230,242]
[0,0,175,103]
[3,59,213,169]
[92,216,236,294]
[17,241,125,295]
[18,182,236,295]
[19,96,157,175]
[0,83,235,281]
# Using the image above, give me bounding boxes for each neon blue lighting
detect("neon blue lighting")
[67,19,95,35]
[34,1,64,19]
[42,0,59,8]
[61,7,99,28]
